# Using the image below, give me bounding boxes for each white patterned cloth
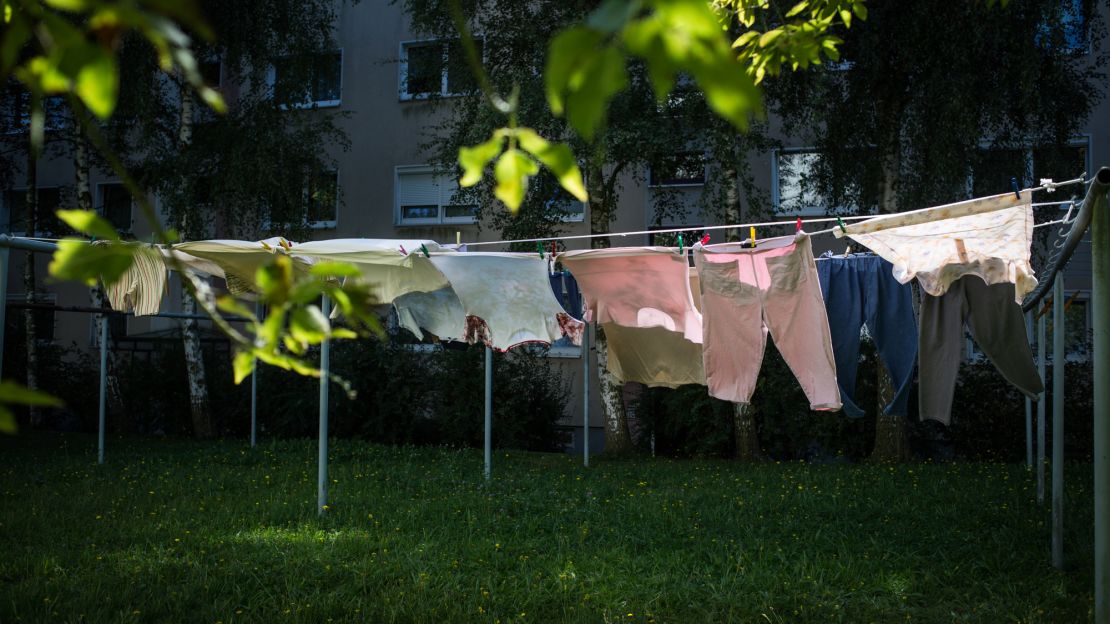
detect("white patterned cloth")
[840,191,1036,303]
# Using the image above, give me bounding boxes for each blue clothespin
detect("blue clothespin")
[1011,177,1021,200]
[420,244,430,258]
[677,234,684,254]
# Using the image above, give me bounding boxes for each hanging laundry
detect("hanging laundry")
[817,253,917,418]
[102,244,167,316]
[172,238,313,296]
[291,239,450,303]
[428,253,583,351]
[838,191,1036,303]
[693,233,841,410]
[549,271,582,320]
[601,323,705,388]
[559,247,702,342]
[559,248,705,388]
[392,286,465,343]
[918,274,1043,425]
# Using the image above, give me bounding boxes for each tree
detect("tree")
[402,0,847,455]
[766,0,1106,460]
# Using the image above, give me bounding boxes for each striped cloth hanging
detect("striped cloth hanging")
[102,245,168,316]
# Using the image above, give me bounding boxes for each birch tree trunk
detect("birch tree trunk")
[733,403,762,461]
[869,137,910,462]
[23,137,40,427]
[587,159,633,455]
[177,85,213,439]
[75,127,127,417]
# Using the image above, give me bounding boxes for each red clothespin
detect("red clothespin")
[796,217,802,233]
[699,234,710,245]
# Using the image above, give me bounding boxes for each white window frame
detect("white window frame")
[267,49,343,110]
[772,147,848,216]
[546,198,585,223]
[96,181,134,234]
[398,38,484,101]
[394,164,478,226]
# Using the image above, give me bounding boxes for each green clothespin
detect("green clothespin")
[420,244,430,258]
[836,216,847,234]
[677,233,684,254]
[537,242,545,258]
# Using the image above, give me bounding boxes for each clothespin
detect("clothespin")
[537,242,545,259]
[456,231,462,245]
[420,244,430,258]
[749,227,756,246]
[699,234,710,245]
[399,244,407,255]
[1040,178,1056,193]
[1011,177,1021,200]
[677,234,684,254]
[260,240,271,251]
[795,217,802,233]
[843,244,851,258]
[279,238,292,251]
[836,216,847,234]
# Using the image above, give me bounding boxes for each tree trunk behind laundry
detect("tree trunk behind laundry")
[587,158,633,456]
[733,403,762,461]
[869,136,911,462]
[75,127,127,417]
[23,121,41,428]
[176,85,213,440]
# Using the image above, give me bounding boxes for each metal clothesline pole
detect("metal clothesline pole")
[484,345,492,481]
[1025,312,1034,469]
[317,296,331,516]
[250,302,261,448]
[0,247,8,381]
[582,323,590,468]
[1037,311,1046,504]
[97,313,108,465]
[1052,273,1065,569]
[1089,166,1110,624]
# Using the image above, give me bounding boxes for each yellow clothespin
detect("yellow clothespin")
[749,227,756,246]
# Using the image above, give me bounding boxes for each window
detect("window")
[537,173,584,222]
[97,183,133,233]
[971,140,1088,201]
[270,51,342,108]
[4,187,66,235]
[773,149,828,215]
[1,85,68,135]
[649,152,706,187]
[1035,0,1089,54]
[5,295,55,342]
[399,39,482,99]
[306,170,339,227]
[395,166,477,225]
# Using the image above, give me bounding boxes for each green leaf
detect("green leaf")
[288,280,328,305]
[56,209,120,241]
[731,30,760,50]
[43,0,89,10]
[785,1,809,18]
[0,380,64,407]
[544,27,605,116]
[232,350,255,384]
[49,240,135,286]
[493,148,540,211]
[1,11,30,73]
[622,18,676,100]
[331,328,358,340]
[852,2,867,20]
[74,46,118,119]
[565,45,627,141]
[198,86,226,115]
[289,305,330,345]
[215,295,256,320]
[459,135,504,187]
[0,406,15,435]
[256,256,293,301]
[516,128,588,202]
[758,29,784,48]
[309,262,361,278]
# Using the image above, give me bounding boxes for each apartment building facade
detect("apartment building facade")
[2,1,1107,448]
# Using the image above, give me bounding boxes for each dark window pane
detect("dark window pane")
[406,44,443,96]
[972,149,1027,197]
[100,184,132,232]
[6,188,66,235]
[402,205,438,220]
[307,171,338,223]
[650,153,706,186]
[443,204,477,219]
[312,52,342,103]
[446,39,481,94]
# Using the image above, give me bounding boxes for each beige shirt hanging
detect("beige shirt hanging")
[102,244,168,316]
[839,191,1037,303]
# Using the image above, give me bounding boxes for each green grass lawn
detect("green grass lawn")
[0,432,1095,623]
